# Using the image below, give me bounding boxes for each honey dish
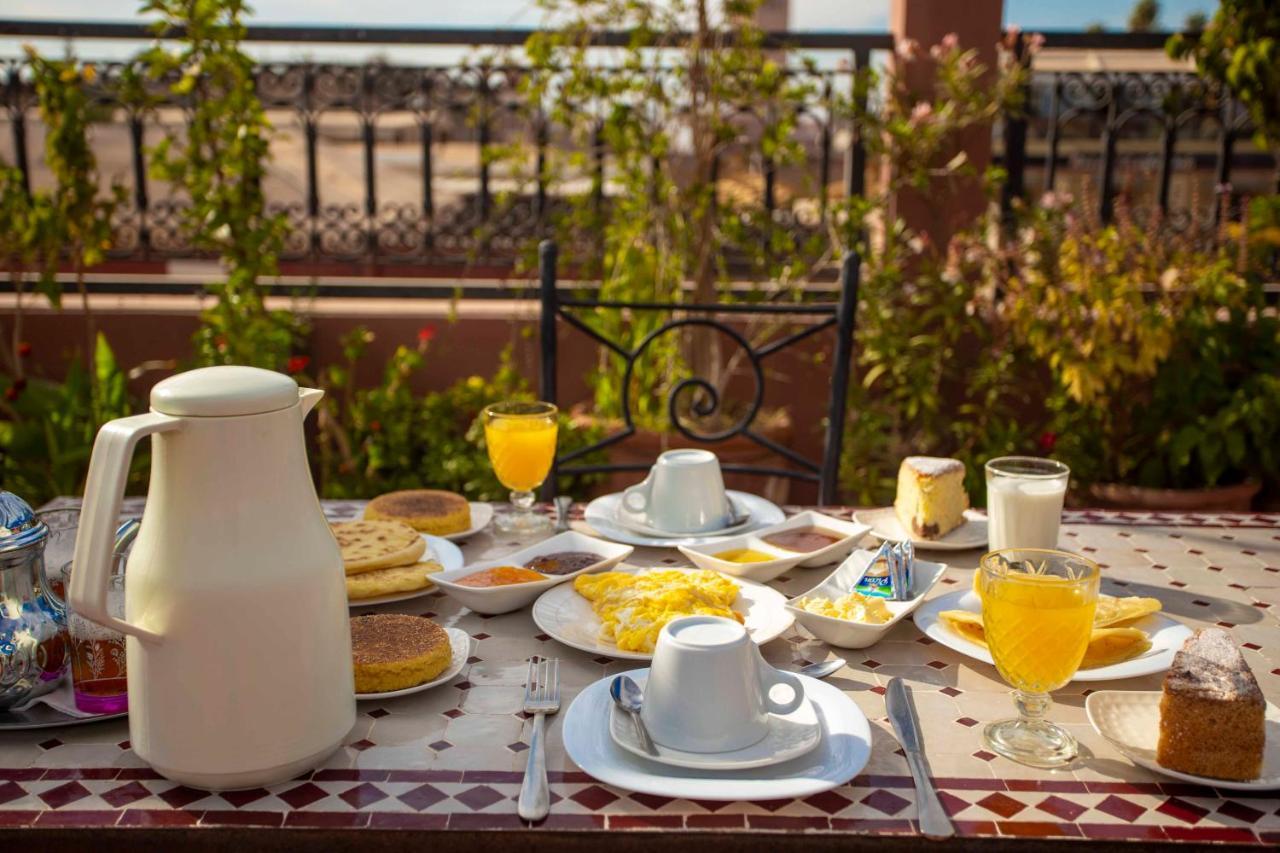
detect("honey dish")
[431,530,632,615]
[787,548,947,649]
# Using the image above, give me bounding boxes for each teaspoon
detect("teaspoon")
[609,675,658,756]
[797,658,846,679]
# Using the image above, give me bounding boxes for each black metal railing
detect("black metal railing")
[0,22,1274,289]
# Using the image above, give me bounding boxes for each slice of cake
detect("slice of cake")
[1157,628,1265,781]
[894,457,969,539]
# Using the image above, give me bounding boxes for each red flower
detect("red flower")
[286,355,310,375]
[16,342,31,358]
[369,420,382,433]
[417,325,438,344]
[1038,431,1057,452]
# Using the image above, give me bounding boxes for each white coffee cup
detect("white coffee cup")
[640,615,804,753]
[621,449,732,534]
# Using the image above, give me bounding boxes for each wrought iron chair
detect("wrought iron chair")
[537,240,859,505]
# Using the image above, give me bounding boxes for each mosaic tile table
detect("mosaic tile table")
[4,501,1280,851]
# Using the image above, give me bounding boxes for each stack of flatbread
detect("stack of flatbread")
[332,520,443,601]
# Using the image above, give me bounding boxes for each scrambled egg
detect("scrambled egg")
[573,570,743,653]
[794,592,892,624]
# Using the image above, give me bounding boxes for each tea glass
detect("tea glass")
[45,510,131,714]
[483,401,558,534]
[979,548,1099,767]
[985,457,1070,551]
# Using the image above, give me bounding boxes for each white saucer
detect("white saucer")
[913,588,1194,682]
[608,670,821,770]
[584,491,786,548]
[563,671,870,801]
[854,507,988,551]
[612,497,757,539]
[355,627,470,700]
[348,535,464,609]
[1086,690,1280,791]
[441,503,495,542]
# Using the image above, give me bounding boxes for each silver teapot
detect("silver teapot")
[0,492,67,710]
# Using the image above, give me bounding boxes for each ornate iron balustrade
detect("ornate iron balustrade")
[0,23,1273,288]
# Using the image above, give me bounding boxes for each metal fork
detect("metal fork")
[517,656,561,822]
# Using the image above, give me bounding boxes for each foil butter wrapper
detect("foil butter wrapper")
[855,540,914,599]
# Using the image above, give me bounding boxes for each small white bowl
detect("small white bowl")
[786,548,948,649]
[432,531,633,615]
[676,511,870,583]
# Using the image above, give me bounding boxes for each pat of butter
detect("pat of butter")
[794,591,892,624]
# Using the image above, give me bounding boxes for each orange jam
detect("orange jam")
[456,566,547,588]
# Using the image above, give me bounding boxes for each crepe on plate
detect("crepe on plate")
[944,576,1163,668]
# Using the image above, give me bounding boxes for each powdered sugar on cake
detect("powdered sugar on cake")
[903,456,964,478]
[1165,628,1264,704]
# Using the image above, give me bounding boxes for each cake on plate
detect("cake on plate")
[893,456,969,540]
[1157,628,1265,781]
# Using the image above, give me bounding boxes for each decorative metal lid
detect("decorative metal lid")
[0,491,46,553]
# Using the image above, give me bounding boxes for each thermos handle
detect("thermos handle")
[70,412,180,644]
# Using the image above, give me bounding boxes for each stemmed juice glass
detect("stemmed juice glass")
[483,401,558,534]
[979,548,1099,767]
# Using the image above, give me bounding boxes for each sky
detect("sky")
[3,0,1218,32]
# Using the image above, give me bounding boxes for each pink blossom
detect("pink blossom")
[1027,32,1046,54]
[894,38,919,61]
[909,102,934,126]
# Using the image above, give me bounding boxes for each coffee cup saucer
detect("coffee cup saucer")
[611,498,754,539]
[608,670,822,771]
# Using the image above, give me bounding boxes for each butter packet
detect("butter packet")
[855,542,913,599]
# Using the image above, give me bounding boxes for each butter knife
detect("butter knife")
[885,677,954,840]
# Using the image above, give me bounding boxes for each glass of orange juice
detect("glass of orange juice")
[979,548,1099,767]
[483,401,558,534]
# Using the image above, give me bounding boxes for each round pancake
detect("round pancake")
[346,561,443,601]
[351,615,452,693]
[332,520,426,575]
[365,490,471,536]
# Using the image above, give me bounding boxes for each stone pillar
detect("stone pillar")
[887,0,1005,249]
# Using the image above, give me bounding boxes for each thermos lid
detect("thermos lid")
[0,491,47,553]
[151,366,300,417]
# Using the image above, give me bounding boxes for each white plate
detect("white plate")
[914,588,1194,682]
[531,566,795,660]
[348,535,465,609]
[1086,690,1280,790]
[609,670,821,770]
[355,627,471,700]
[787,549,948,649]
[584,491,786,548]
[431,531,633,615]
[677,512,872,583]
[854,507,988,551]
[564,671,869,801]
[440,503,495,542]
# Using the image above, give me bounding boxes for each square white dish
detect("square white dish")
[431,531,632,615]
[786,548,948,649]
[676,511,870,583]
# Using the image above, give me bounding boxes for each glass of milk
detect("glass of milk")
[985,457,1070,550]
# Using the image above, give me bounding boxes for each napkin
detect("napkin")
[9,679,113,719]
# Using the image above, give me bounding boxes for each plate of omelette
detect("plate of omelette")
[531,567,794,661]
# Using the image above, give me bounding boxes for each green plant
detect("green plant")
[137,0,304,369]
[490,0,843,431]
[985,197,1280,491]
[1169,0,1280,180]
[839,34,1032,503]
[0,334,142,504]
[314,326,604,500]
